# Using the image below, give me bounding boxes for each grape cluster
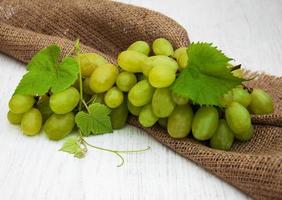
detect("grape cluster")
[7,38,274,151]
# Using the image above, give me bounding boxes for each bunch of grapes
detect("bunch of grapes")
[7,38,274,151]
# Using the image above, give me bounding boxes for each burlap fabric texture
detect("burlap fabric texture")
[0,0,281,199]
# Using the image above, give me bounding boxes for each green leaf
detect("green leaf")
[75,103,113,136]
[171,42,245,106]
[59,136,86,158]
[15,45,79,95]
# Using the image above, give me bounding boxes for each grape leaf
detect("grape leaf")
[75,103,113,136]
[59,136,86,158]
[15,45,79,95]
[171,42,245,106]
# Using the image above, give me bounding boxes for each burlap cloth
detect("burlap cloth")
[0,0,281,199]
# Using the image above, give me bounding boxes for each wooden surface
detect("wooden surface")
[0,0,282,199]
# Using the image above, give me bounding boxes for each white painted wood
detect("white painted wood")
[0,0,281,199]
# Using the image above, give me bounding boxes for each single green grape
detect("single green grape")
[171,92,189,105]
[110,100,128,129]
[104,87,124,108]
[116,71,137,92]
[44,112,75,140]
[210,119,235,150]
[9,94,35,114]
[152,88,175,117]
[192,107,219,141]
[77,53,108,77]
[149,66,176,88]
[21,108,42,136]
[142,55,178,76]
[158,118,167,129]
[127,41,150,55]
[225,102,251,136]
[7,111,23,124]
[177,51,188,69]
[232,87,251,107]
[89,63,119,93]
[128,80,154,107]
[138,104,158,127]
[234,125,254,141]
[117,50,147,73]
[37,95,53,122]
[249,89,274,115]
[83,78,94,95]
[167,105,193,138]
[127,100,142,116]
[173,47,187,60]
[152,38,174,56]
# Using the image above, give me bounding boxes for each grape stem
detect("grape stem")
[230,64,241,71]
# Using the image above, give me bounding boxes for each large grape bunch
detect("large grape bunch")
[7,38,274,151]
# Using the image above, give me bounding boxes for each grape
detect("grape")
[232,87,251,107]
[89,63,119,93]
[138,104,158,127]
[192,107,219,141]
[117,50,147,73]
[177,51,188,69]
[50,87,80,114]
[234,125,254,141]
[110,100,128,129]
[127,100,142,116]
[173,47,187,60]
[210,119,234,150]
[127,41,150,55]
[9,94,35,114]
[142,55,178,76]
[167,105,193,138]
[77,53,108,77]
[37,95,53,122]
[83,78,94,95]
[104,87,124,108]
[149,66,176,88]
[44,112,75,140]
[21,108,42,136]
[152,38,174,56]
[152,88,175,117]
[171,92,189,105]
[158,118,167,128]
[128,80,154,107]
[249,89,273,114]
[116,71,137,92]
[7,111,23,124]
[225,102,251,136]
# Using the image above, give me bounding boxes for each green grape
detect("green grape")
[44,112,75,140]
[167,105,193,138]
[138,104,158,127]
[192,107,219,141]
[104,87,124,108]
[83,78,94,95]
[21,108,42,136]
[234,125,254,141]
[89,63,119,93]
[177,51,188,69]
[152,38,174,56]
[232,87,251,107]
[77,53,108,77]
[149,66,176,88]
[127,41,150,55]
[117,50,147,73]
[37,95,53,122]
[116,71,137,92]
[249,89,274,114]
[50,87,80,114]
[219,90,233,108]
[171,92,189,105]
[9,94,35,114]
[225,102,251,136]
[210,119,235,150]
[142,55,178,76]
[110,100,128,129]
[152,88,175,117]
[158,118,167,128]
[173,47,187,60]
[127,100,142,116]
[128,80,154,107]
[7,111,23,124]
